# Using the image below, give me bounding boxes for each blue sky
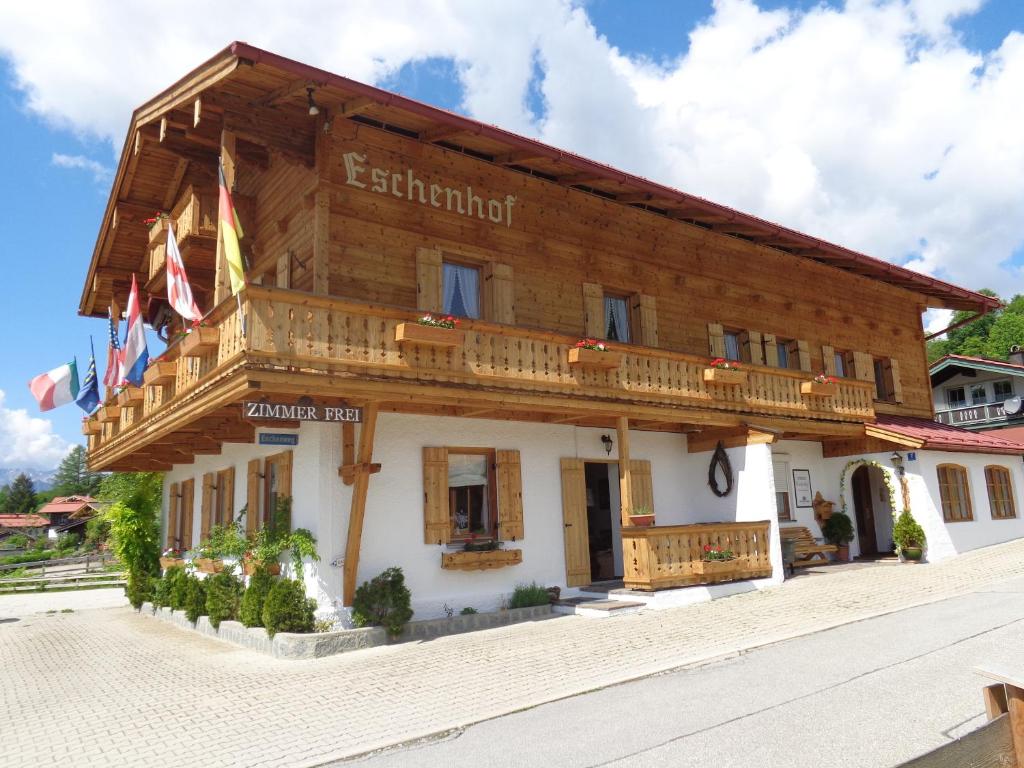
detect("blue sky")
[0,0,1021,467]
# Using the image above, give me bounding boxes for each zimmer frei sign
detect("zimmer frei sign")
[243,400,363,423]
[342,151,518,228]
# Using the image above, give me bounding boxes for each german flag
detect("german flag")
[218,161,246,295]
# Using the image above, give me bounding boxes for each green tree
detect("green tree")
[926,289,1024,362]
[99,472,163,608]
[6,474,37,515]
[51,446,103,497]
[0,485,9,514]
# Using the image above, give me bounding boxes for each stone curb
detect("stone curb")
[138,602,554,659]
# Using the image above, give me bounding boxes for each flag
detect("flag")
[103,309,121,389]
[75,339,100,414]
[166,222,203,321]
[28,360,79,412]
[121,274,149,386]
[218,161,246,295]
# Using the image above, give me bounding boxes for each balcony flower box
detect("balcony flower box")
[628,513,655,527]
[703,368,747,385]
[143,361,177,386]
[117,386,143,406]
[179,326,219,358]
[81,419,101,436]
[146,216,169,246]
[242,559,281,576]
[692,559,743,578]
[194,558,224,574]
[801,380,838,397]
[395,322,465,348]
[441,548,523,571]
[98,405,121,423]
[159,556,185,570]
[568,347,622,370]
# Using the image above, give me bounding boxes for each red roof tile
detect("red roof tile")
[930,354,1024,373]
[868,414,1024,455]
[0,514,49,528]
[37,497,99,516]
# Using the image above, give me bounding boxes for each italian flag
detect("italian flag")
[28,361,79,412]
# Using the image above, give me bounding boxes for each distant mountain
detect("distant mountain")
[0,468,57,491]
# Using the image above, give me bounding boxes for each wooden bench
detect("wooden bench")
[780,525,837,567]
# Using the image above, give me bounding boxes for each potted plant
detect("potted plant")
[195,519,248,574]
[821,511,855,561]
[693,544,740,576]
[568,338,622,370]
[703,358,747,385]
[893,509,926,562]
[628,505,655,527]
[243,500,290,576]
[395,314,465,348]
[143,211,170,245]
[159,548,185,570]
[801,372,839,397]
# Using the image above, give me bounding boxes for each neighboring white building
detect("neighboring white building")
[931,350,1024,443]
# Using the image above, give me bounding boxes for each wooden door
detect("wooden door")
[560,458,591,587]
[852,466,878,556]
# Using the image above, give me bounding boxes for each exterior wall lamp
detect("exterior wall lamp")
[890,451,905,476]
[306,87,320,117]
[601,434,614,456]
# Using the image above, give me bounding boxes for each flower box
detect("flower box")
[143,361,177,386]
[801,381,838,397]
[692,559,743,577]
[628,514,655,527]
[441,548,523,571]
[395,322,465,348]
[81,419,101,436]
[242,560,281,576]
[568,347,623,370]
[703,367,747,385]
[159,557,185,570]
[98,405,121,423]
[147,217,169,245]
[117,386,143,406]
[194,558,224,574]
[179,327,219,358]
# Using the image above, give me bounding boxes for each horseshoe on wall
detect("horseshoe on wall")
[708,440,734,497]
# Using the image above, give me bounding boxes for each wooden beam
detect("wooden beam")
[340,422,355,486]
[337,96,377,117]
[162,158,190,210]
[617,416,632,526]
[493,150,547,166]
[193,97,202,128]
[254,78,307,107]
[420,124,465,143]
[687,426,777,454]
[343,403,379,606]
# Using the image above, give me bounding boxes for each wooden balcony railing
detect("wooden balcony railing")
[622,521,774,590]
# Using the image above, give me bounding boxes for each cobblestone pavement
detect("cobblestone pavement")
[4,540,1024,768]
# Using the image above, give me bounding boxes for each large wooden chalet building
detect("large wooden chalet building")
[80,43,1024,619]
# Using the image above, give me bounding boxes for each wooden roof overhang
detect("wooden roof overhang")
[80,41,999,319]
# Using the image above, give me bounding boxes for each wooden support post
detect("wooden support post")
[983,683,1009,720]
[977,666,1024,766]
[214,130,237,304]
[343,403,379,606]
[312,113,332,295]
[340,422,355,485]
[617,416,633,527]
[1008,684,1024,768]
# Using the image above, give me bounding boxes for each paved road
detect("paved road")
[346,578,1024,768]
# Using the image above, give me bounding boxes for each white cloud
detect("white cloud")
[0,390,72,469]
[2,0,1023,295]
[51,152,112,184]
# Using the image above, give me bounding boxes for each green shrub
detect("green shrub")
[893,509,926,552]
[154,565,187,610]
[183,575,208,625]
[262,578,316,637]
[351,567,413,636]
[2,534,29,549]
[508,582,550,609]
[85,516,111,550]
[821,511,855,546]
[205,570,243,630]
[126,572,154,610]
[240,568,275,628]
[460,607,478,615]
[0,550,57,566]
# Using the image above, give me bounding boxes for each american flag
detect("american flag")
[102,308,121,389]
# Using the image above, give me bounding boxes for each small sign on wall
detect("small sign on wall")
[792,469,814,508]
[259,433,299,447]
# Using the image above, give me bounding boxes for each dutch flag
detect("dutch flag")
[121,274,149,386]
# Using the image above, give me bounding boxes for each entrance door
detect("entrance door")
[560,459,591,586]
[851,465,878,556]
[584,463,622,582]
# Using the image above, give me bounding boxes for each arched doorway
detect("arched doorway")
[851,465,878,556]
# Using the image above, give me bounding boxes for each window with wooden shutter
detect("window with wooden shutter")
[483,262,515,324]
[629,460,654,513]
[786,339,811,372]
[496,449,524,540]
[582,283,605,338]
[167,482,180,548]
[630,294,659,347]
[423,447,450,544]
[937,464,973,522]
[772,460,793,522]
[822,345,837,376]
[740,330,764,365]
[415,247,443,312]
[246,459,261,536]
[884,358,903,403]
[708,323,726,357]
[216,467,235,526]
[180,478,194,549]
[762,333,779,367]
[200,472,215,541]
[264,451,294,531]
[849,351,875,384]
[985,466,1016,519]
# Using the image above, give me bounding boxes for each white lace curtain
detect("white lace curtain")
[443,263,480,319]
[604,296,629,341]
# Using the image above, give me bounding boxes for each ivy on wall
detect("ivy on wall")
[838,459,899,518]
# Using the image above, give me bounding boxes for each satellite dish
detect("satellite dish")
[1003,396,1022,416]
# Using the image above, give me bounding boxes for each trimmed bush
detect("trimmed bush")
[508,582,550,609]
[351,567,413,636]
[126,572,154,610]
[893,509,926,552]
[168,567,190,611]
[205,570,243,630]
[240,568,275,628]
[183,574,208,625]
[821,511,855,546]
[262,578,316,637]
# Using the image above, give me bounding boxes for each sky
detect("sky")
[0,0,1022,469]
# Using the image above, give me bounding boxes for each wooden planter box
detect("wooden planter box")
[568,347,622,370]
[628,514,655,527]
[143,361,177,386]
[147,218,169,245]
[242,561,281,576]
[98,405,121,423]
[117,386,143,406]
[703,367,747,385]
[180,327,219,358]
[693,559,743,578]
[194,558,224,574]
[441,548,523,571]
[81,419,101,436]
[395,322,465,348]
[800,381,838,397]
[159,557,185,570]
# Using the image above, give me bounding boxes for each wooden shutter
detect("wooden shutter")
[583,283,604,337]
[787,339,811,372]
[822,345,837,376]
[218,467,235,526]
[180,479,194,549]
[496,449,524,541]
[630,294,659,347]
[415,247,443,312]
[740,330,764,365]
[708,323,726,357]
[277,451,293,497]
[851,351,875,383]
[763,333,779,367]
[483,262,515,324]
[200,472,214,541]
[246,459,261,536]
[560,458,590,587]
[423,447,450,544]
[629,460,655,513]
[167,482,180,548]
[885,357,904,402]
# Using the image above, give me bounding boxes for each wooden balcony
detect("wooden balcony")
[622,521,774,590]
[84,287,876,469]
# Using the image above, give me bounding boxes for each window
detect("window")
[873,358,888,401]
[603,294,630,342]
[937,464,973,522]
[947,387,966,408]
[993,381,1014,403]
[179,478,194,549]
[970,384,988,405]
[448,450,497,540]
[724,330,741,361]
[985,466,1016,519]
[264,452,293,529]
[442,261,480,319]
[833,351,846,378]
[772,461,793,522]
[873,357,900,402]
